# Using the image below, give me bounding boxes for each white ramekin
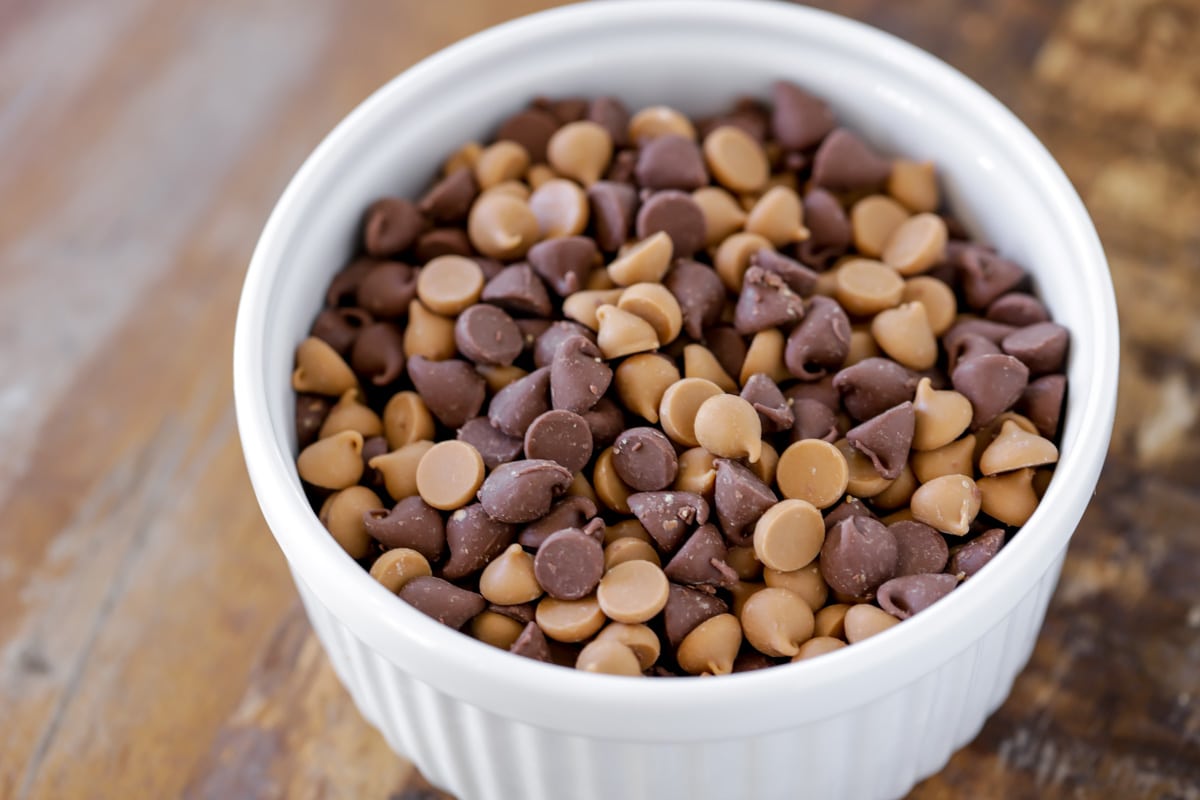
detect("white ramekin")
[233,3,1118,798]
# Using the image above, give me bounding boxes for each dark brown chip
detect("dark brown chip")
[581,397,626,449]
[1019,374,1067,439]
[480,263,552,317]
[550,335,612,414]
[587,181,638,252]
[542,96,588,124]
[833,357,919,421]
[946,242,1028,310]
[666,260,726,340]
[363,198,424,257]
[789,397,839,443]
[876,573,958,619]
[415,228,472,262]
[473,257,505,281]
[634,134,708,191]
[524,409,594,473]
[407,356,486,429]
[497,108,559,162]
[785,375,840,411]
[312,307,373,356]
[948,528,1005,578]
[398,576,486,629]
[751,248,819,297]
[890,520,950,576]
[360,435,389,490]
[349,321,406,385]
[606,148,638,184]
[770,80,836,150]
[363,496,445,561]
[490,602,536,625]
[588,96,631,147]
[453,304,524,366]
[986,293,1050,327]
[819,516,899,598]
[733,650,777,673]
[713,459,778,544]
[734,265,806,335]
[846,401,915,480]
[418,167,479,224]
[811,128,891,192]
[947,333,1001,372]
[785,295,851,380]
[663,583,728,647]
[533,321,596,369]
[534,528,605,600]
[1001,322,1069,375]
[442,503,516,579]
[704,326,748,384]
[636,190,707,259]
[797,188,851,267]
[515,318,551,352]
[527,236,597,297]
[356,261,418,318]
[944,317,1018,350]
[951,353,1030,428]
[741,373,794,433]
[509,621,553,662]
[327,258,374,307]
[518,495,599,549]
[296,394,332,449]
[457,417,524,469]
[627,491,710,553]
[823,496,878,531]
[663,524,737,588]
[611,427,678,492]
[477,460,574,524]
[487,366,551,438]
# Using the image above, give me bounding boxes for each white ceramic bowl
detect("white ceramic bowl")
[233,3,1118,798]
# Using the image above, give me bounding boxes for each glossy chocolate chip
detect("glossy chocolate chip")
[890,520,950,576]
[811,128,891,192]
[399,576,486,629]
[534,528,605,600]
[833,358,919,421]
[635,134,708,191]
[789,397,839,443]
[1019,374,1066,439]
[497,108,559,162]
[663,524,737,588]
[443,503,516,579]
[951,353,1030,428]
[419,167,478,224]
[488,366,551,438]
[734,265,806,335]
[587,181,638,252]
[357,261,418,319]
[1001,322,1069,375]
[986,293,1050,327]
[876,573,958,619]
[611,427,679,492]
[741,373,794,433]
[509,621,553,662]
[312,307,373,356]
[819,516,899,598]
[948,528,1005,578]
[527,236,597,296]
[636,190,707,259]
[846,401,915,480]
[363,496,445,561]
[666,260,726,340]
[477,460,574,524]
[947,242,1028,310]
[770,80,836,150]
[524,410,594,473]
[517,495,599,549]
[481,264,553,318]
[457,417,524,469]
[363,198,424,257]
[663,583,728,646]
[713,459,778,544]
[454,304,523,366]
[627,491,710,553]
[550,335,613,414]
[327,258,374,307]
[785,296,851,380]
[407,356,487,429]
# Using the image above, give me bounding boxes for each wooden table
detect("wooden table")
[2,0,1197,797]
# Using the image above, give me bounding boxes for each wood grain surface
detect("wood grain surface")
[1,0,1196,798]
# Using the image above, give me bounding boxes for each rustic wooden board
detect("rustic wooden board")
[0,0,1196,798]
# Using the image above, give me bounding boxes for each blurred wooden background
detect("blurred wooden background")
[1,0,1197,798]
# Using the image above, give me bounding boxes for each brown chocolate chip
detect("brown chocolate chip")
[663,524,737,588]
[312,306,372,356]
[635,134,708,191]
[457,417,523,469]
[453,304,523,367]
[587,96,631,147]
[947,333,1001,372]
[416,227,473,262]
[951,353,1030,428]
[819,516,899,598]
[419,167,479,224]
[399,576,485,629]
[588,181,638,252]
[789,397,839,443]
[509,621,552,662]
[480,263,552,317]
[363,495,445,561]
[527,236,597,296]
[363,198,424,257]
[581,397,625,449]
[496,108,559,163]
[876,573,958,619]
[524,410,593,473]
[986,293,1050,327]
[626,491,710,553]
[636,190,707,259]
[785,295,851,380]
[327,258,374,307]
[713,459,778,544]
[823,497,878,532]
[948,528,1005,578]
[833,357,919,421]
[477,460,573,524]
[550,335,612,414]
[734,265,806,335]
[811,128,891,192]
[530,321,591,369]
[770,80,835,150]
[890,520,950,576]
[799,188,851,262]
[407,356,486,429]
[944,317,1018,354]
[665,260,725,340]
[350,321,407,385]
[846,401,915,480]
[1019,374,1066,439]
[1001,322,1069,375]
[947,242,1027,310]
[740,373,794,433]
[611,427,678,492]
[663,583,728,647]
[295,394,332,449]
[440,503,514,579]
[356,261,418,319]
[488,365,550,437]
[752,248,819,297]
[534,528,605,600]
[705,325,749,382]
[517,495,599,549]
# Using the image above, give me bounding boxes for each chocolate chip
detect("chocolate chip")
[515,318,551,353]
[296,394,332,449]
[345,322,403,386]
[517,495,599,549]
[1019,374,1067,439]
[663,583,728,647]
[876,573,958,619]
[770,80,836,150]
[789,397,839,443]
[581,397,625,449]
[363,496,445,561]
[497,108,559,162]
[509,621,553,662]
[587,96,631,147]
[477,460,573,523]
[611,427,678,492]
[833,357,919,421]
[819,516,899,598]
[524,409,594,473]
[527,236,597,296]
[550,335,612,414]
[713,459,778,544]
[951,353,1029,428]
[398,576,485,629]
[415,228,472,262]
[407,356,486,429]
[491,602,537,625]
[1001,322,1069,375]
[801,188,851,255]
[890,520,950,576]
[605,148,638,184]
[635,134,708,191]
[627,491,710,553]
[441,503,516,579]
[948,528,1005,578]
[734,265,806,335]
[785,375,839,410]
[947,242,1028,310]
[327,258,374,307]
[823,496,878,531]
[636,190,707,259]
[360,435,389,490]
[785,295,851,380]
[811,128,892,192]
[846,401,915,480]
[947,333,1001,371]
[363,198,424,257]
[457,417,524,469]
[665,260,726,340]
[533,321,596,369]
[312,307,373,356]
[663,524,737,588]
[741,373,794,433]
[751,248,819,296]
[487,366,550,437]
[418,167,478,224]
[534,528,604,600]
[944,317,1018,351]
[587,181,638,252]
[480,263,552,317]
[986,293,1050,327]
[453,304,523,366]
[356,261,418,318]
[704,326,748,383]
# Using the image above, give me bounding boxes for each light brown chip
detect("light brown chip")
[703,125,769,193]
[383,391,436,449]
[910,474,982,536]
[740,587,814,657]
[576,639,644,676]
[753,499,825,572]
[369,547,432,593]
[675,447,719,495]
[744,186,809,247]
[850,194,909,258]
[547,121,613,185]
[659,378,725,447]
[901,276,957,336]
[792,636,847,661]
[835,258,905,316]
[693,186,747,247]
[870,301,938,370]
[480,180,531,202]
[615,354,680,423]
[415,440,486,511]
[474,140,531,190]
[319,388,384,440]
[871,463,918,510]
[762,562,828,611]
[593,447,632,514]
[567,471,600,506]
[978,420,1059,475]
[694,394,763,461]
[607,231,673,286]
[911,435,976,483]
[845,327,881,367]
[443,141,482,175]
[834,438,893,498]
[882,213,948,276]
[562,288,625,330]
[887,159,939,213]
[595,304,660,359]
[604,537,662,570]
[683,345,738,392]
[477,364,528,394]
[714,232,773,292]
[749,440,780,486]
[403,299,457,361]
[370,439,435,501]
[595,622,661,670]
[298,430,364,490]
[603,518,652,545]
[726,544,764,581]
[293,336,357,396]
[740,328,791,385]
[479,543,543,605]
[912,378,973,451]
[535,595,606,643]
[597,559,670,624]
[526,163,557,189]
[319,485,383,558]
[529,178,590,238]
[676,613,742,675]
[844,604,900,643]
[467,193,540,260]
[978,467,1039,526]
[628,105,697,144]
[776,439,849,509]
[469,610,526,650]
[617,283,683,344]
[813,603,851,638]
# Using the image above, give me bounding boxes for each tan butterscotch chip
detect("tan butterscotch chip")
[912,435,976,484]
[749,440,780,486]
[480,180,531,202]
[529,178,589,238]
[845,327,881,367]
[693,186,747,247]
[319,485,383,558]
[978,468,1039,526]
[469,610,525,650]
[882,213,948,276]
[562,288,624,330]
[370,440,434,501]
[604,537,661,570]
[902,276,958,336]
[703,125,769,193]
[887,159,939,213]
[585,269,618,291]
[320,388,384,440]
[474,140,530,190]
[973,412,1039,466]
[293,336,357,396]
[834,438,893,498]
[835,259,905,316]
[812,268,840,299]
[677,613,742,676]
[792,636,847,661]
[608,231,672,286]
[597,560,670,624]
[850,194,910,257]
[1033,468,1054,499]
[871,464,918,510]
[369,547,432,593]
[298,430,364,490]
[659,378,724,447]
[403,299,457,361]
[729,581,764,617]
[383,390,436,449]
[740,587,815,657]
[603,518,652,545]
[567,471,600,506]
[694,394,763,462]
[912,378,972,452]
[523,162,554,188]
[745,186,810,247]
[880,508,916,525]
[776,439,849,509]
[714,232,773,292]
[617,283,683,344]
[547,121,613,185]
[595,304,660,359]
[814,603,851,638]
[415,440,485,511]
[741,328,791,385]
[844,604,900,643]
[675,447,718,495]
[443,141,482,175]
[536,595,606,643]
[467,193,540,260]
[979,420,1060,475]
[477,364,528,394]
[576,639,644,676]
[753,499,825,572]
[871,301,938,370]
[479,543,542,605]
[911,474,981,536]
[615,354,680,423]
[683,345,738,392]
[595,622,661,670]
[725,545,763,581]
[628,105,697,144]
[593,447,632,513]
[763,562,828,611]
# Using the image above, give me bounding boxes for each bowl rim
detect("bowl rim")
[234,0,1118,739]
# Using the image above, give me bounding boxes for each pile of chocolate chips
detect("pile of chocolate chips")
[291,82,1068,676]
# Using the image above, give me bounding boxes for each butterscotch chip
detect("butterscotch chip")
[594,622,661,669]
[607,231,673,286]
[615,354,680,423]
[603,518,652,545]
[744,186,809,247]
[902,276,957,336]
[415,440,486,510]
[973,412,1040,465]
[675,447,718,495]
[850,195,909,257]
[844,604,900,643]
[845,327,881,367]
[617,283,683,344]
[692,186,747,247]
[882,213,948,276]
[369,547,432,593]
[479,543,543,605]
[740,587,814,657]
[871,302,938,370]
[676,613,742,675]
[694,394,763,462]
[298,430,364,490]
[911,379,972,452]
[383,391,436,449]
[370,440,434,501]
[319,485,383,558]
[835,259,905,316]
[729,581,764,618]
[547,121,613,185]
[585,270,618,291]
[714,232,773,292]
[740,328,790,385]
[887,159,939,213]
[814,603,851,638]
[480,180,531,202]
[978,467,1039,526]
[871,463,918,510]
[443,140,482,175]
[597,560,670,623]
[683,345,738,392]
[576,639,644,676]
[470,610,526,650]
[526,163,557,189]
[593,447,632,513]
[753,499,825,572]
[763,562,828,611]
[776,439,849,509]
[319,389,384,440]
[703,125,769,193]
[595,304,660,359]
[562,288,624,330]
[659,378,724,447]
[834,438,893,498]
[535,595,606,642]
[912,435,976,483]
[911,474,981,536]
[792,636,847,661]
[477,364,528,394]
[403,299,457,361]
[604,537,661,569]
[293,336,357,396]
[628,105,696,144]
[529,178,589,238]
[1033,468,1054,498]
[750,440,780,486]
[467,193,540,260]
[474,140,530,190]
[567,472,600,506]
[979,420,1059,475]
